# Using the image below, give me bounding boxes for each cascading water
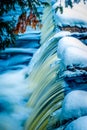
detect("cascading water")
[40,3,55,44]
[25,3,68,130]
[0,1,87,130]
[0,31,40,130]
[25,1,87,130]
[25,38,65,130]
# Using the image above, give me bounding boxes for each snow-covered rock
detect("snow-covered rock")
[57,36,87,58]
[60,90,87,121]
[65,116,87,130]
[52,31,71,40]
[57,36,87,69]
[62,47,87,68]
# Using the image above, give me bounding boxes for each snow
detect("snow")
[57,36,87,58]
[62,69,87,79]
[60,90,87,121]
[57,36,87,69]
[62,47,87,68]
[65,116,87,130]
[52,31,71,39]
[53,1,87,28]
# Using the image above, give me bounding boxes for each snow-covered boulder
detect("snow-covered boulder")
[57,36,87,58]
[65,116,87,130]
[57,36,87,69]
[60,90,87,121]
[62,47,87,68]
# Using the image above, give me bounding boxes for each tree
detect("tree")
[0,0,86,50]
[0,0,42,50]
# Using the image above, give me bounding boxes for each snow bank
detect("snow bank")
[61,90,87,121]
[53,1,87,28]
[65,116,87,130]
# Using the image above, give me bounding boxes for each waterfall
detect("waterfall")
[0,1,64,129]
[0,1,86,130]
[25,3,69,130]
[25,1,87,130]
[25,39,64,129]
[40,3,55,44]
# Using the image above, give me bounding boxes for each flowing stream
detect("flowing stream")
[0,2,87,130]
[0,30,41,130]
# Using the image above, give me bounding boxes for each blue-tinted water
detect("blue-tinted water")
[0,31,40,130]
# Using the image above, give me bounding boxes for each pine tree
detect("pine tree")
[0,0,86,50]
[0,0,41,50]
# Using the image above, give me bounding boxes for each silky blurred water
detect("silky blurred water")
[0,31,40,130]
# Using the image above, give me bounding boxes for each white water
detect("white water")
[0,31,40,130]
[0,2,87,129]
